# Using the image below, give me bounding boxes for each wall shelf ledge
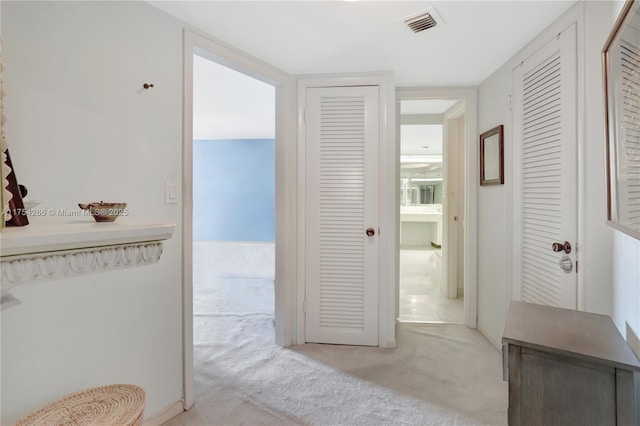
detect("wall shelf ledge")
[0,218,175,286]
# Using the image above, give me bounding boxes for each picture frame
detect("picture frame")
[479,125,504,186]
[603,0,640,240]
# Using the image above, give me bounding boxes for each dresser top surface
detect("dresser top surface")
[503,301,640,371]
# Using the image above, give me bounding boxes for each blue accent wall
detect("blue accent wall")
[193,139,275,242]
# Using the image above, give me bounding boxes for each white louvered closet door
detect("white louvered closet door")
[305,86,379,346]
[512,24,578,309]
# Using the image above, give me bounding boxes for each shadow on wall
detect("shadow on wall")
[193,139,275,242]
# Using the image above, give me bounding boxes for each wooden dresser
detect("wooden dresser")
[502,301,640,426]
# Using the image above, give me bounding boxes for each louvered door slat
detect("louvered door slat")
[512,24,578,309]
[305,86,379,346]
[521,50,564,307]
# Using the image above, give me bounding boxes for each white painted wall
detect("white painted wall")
[476,64,511,348]
[580,0,619,317]
[1,1,184,422]
[477,0,640,351]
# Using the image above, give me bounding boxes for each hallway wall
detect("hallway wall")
[476,1,638,351]
[1,1,184,422]
[193,138,275,242]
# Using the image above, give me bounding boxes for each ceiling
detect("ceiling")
[400,98,448,156]
[193,55,275,139]
[149,0,577,87]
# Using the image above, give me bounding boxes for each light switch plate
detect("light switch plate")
[165,181,179,204]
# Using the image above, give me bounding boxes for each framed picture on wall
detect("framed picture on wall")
[603,0,640,240]
[479,125,504,186]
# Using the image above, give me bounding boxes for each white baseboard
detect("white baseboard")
[142,400,185,426]
[477,323,502,352]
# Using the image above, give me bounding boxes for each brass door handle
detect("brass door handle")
[552,241,572,254]
[366,228,375,237]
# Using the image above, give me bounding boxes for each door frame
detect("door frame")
[297,74,397,348]
[182,30,297,409]
[443,102,466,300]
[396,88,478,328]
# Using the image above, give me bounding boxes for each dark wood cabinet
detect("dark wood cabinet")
[502,301,640,426]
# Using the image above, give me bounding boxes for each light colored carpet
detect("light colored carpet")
[164,242,507,426]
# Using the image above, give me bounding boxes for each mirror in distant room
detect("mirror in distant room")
[479,125,504,186]
[603,0,640,240]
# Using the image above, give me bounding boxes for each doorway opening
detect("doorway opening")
[191,55,276,312]
[183,29,296,410]
[192,53,276,328]
[398,98,466,324]
[187,52,284,418]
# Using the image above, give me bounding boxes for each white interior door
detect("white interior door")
[304,85,379,346]
[444,107,465,299]
[512,23,578,309]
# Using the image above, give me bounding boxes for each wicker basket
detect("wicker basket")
[13,384,146,426]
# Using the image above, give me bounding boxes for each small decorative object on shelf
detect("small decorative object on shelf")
[78,201,128,222]
[2,36,29,228]
[3,149,29,227]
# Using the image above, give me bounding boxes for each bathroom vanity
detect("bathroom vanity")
[399,204,442,247]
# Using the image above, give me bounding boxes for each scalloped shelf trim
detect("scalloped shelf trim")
[1,241,164,286]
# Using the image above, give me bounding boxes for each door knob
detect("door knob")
[366,228,375,237]
[552,241,572,254]
[559,256,573,273]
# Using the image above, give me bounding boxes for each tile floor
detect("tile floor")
[399,246,464,323]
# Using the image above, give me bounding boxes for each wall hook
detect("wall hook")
[143,83,154,89]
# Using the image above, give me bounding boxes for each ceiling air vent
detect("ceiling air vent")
[405,13,437,33]
[401,8,443,34]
